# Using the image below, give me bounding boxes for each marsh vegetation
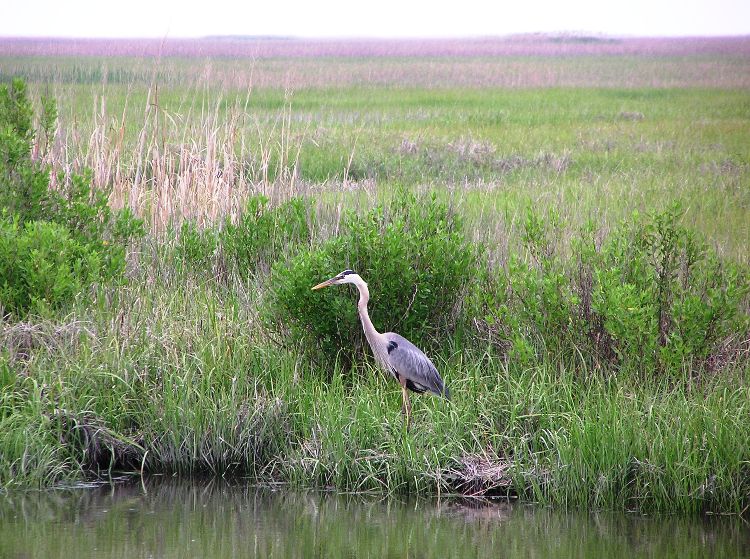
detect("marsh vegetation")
[1,36,749,515]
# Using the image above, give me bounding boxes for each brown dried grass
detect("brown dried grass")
[441,453,514,497]
[43,88,305,232]
[0,318,95,366]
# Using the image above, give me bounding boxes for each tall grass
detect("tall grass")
[2,231,748,513]
[45,86,308,231]
[22,82,749,259]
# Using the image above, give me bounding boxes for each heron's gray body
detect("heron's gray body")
[381,332,449,398]
[312,269,450,427]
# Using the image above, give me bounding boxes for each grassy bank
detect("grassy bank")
[2,252,749,513]
[1,41,750,514]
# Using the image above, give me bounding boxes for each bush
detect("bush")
[0,78,143,316]
[0,79,49,223]
[175,195,313,276]
[591,206,749,374]
[221,195,312,272]
[0,218,102,315]
[174,220,219,272]
[267,190,481,371]
[477,205,750,375]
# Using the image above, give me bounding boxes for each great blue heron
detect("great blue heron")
[312,269,450,428]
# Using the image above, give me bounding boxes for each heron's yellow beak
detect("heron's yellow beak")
[311,278,335,290]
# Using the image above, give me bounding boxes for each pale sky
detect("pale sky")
[3,0,749,38]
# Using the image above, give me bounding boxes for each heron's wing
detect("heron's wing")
[383,333,449,398]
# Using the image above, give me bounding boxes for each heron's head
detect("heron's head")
[311,269,365,290]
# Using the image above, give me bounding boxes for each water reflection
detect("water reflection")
[1,477,748,558]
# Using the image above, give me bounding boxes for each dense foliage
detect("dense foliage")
[1,64,749,515]
[175,195,313,276]
[476,206,750,375]
[267,190,481,370]
[0,78,142,315]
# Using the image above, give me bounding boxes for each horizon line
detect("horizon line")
[2,32,750,41]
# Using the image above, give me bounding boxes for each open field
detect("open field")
[13,84,750,259]
[3,35,750,89]
[1,36,749,514]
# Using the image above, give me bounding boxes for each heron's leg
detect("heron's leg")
[399,380,412,430]
[404,389,412,430]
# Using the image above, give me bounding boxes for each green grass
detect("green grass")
[2,254,749,514]
[18,80,748,259]
[1,53,749,514]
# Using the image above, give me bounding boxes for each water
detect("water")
[1,477,748,558]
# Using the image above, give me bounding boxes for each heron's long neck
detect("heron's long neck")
[355,281,390,370]
[356,282,381,345]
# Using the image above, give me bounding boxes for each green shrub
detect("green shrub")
[174,220,219,272]
[0,218,102,315]
[0,77,143,317]
[267,190,481,371]
[0,79,50,223]
[175,195,313,276]
[477,205,750,375]
[591,206,749,374]
[221,195,312,271]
